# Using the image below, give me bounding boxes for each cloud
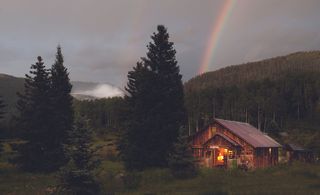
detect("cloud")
[73,84,124,98]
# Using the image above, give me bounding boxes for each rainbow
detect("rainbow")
[198,0,236,75]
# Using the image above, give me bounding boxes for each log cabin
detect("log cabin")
[191,118,282,169]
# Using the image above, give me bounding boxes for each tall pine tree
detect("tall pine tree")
[120,25,186,170]
[50,46,74,167]
[15,56,56,172]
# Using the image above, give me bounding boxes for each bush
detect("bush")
[122,171,141,190]
[168,128,198,179]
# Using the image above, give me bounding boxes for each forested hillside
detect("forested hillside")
[0,74,25,117]
[185,51,320,153]
[185,51,320,91]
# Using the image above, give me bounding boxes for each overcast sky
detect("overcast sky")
[1,0,320,88]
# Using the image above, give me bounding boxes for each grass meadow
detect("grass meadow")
[0,135,319,195]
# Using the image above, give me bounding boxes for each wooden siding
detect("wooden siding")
[254,148,279,168]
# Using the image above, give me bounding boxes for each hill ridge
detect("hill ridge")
[185,51,320,91]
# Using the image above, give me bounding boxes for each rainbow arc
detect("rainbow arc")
[199,0,236,75]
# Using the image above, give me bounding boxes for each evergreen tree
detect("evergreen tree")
[120,25,186,169]
[118,62,152,169]
[50,45,74,167]
[267,120,281,137]
[0,96,5,120]
[168,127,197,179]
[57,118,100,195]
[0,96,5,152]
[14,56,55,172]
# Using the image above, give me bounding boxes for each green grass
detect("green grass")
[1,137,320,195]
[0,162,57,194]
[116,163,320,195]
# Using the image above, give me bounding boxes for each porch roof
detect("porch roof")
[204,132,240,147]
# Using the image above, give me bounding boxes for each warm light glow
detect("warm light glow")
[217,153,224,161]
[224,148,228,154]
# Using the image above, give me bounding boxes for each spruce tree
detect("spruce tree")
[0,96,5,152]
[119,62,153,169]
[120,25,186,169]
[267,120,281,137]
[50,46,74,167]
[57,118,100,195]
[168,127,197,179]
[15,56,55,172]
[0,96,5,120]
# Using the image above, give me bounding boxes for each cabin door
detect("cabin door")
[213,148,227,167]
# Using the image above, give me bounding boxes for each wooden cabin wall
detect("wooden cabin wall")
[213,123,254,155]
[287,151,314,163]
[254,148,278,168]
[192,126,216,145]
[214,124,247,147]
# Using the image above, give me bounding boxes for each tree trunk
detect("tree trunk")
[257,105,261,130]
[297,102,300,120]
[264,116,267,133]
[212,98,216,118]
[245,107,248,123]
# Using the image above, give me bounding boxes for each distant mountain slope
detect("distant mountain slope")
[0,74,25,116]
[185,51,320,92]
[0,74,123,117]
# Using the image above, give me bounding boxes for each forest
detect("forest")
[186,72,320,131]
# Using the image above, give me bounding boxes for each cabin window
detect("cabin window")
[228,150,235,159]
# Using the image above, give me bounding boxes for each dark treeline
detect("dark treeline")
[73,97,125,133]
[0,96,5,152]
[185,72,320,135]
[0,96,5,120]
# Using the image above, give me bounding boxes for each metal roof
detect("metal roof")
[215,118,282,148]
[285,143,308,151]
